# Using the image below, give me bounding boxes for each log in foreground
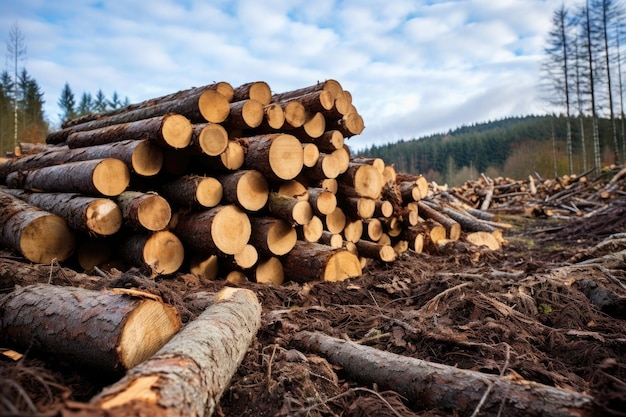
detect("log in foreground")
[0,284,181,373]
[291,331,595,417]
[92,287,262,417]
[0,191,75,263]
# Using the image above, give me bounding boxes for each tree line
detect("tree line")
[541,0,625,174]
[1,22,129,157]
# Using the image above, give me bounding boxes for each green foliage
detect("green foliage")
[358,115,618,182]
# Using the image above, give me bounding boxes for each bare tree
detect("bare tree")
[6,21,27,154]
[573,36,589,171]
[541,5,575,174]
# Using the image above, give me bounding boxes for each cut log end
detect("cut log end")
[142,231,185,275]
[137,195,172,232]
[196,177,224,208]
[211,205,252,255]
[21,215,75,263]
[197,124,229,156]
[198,90,231,123]
[119,299,182,369]
[255,257,284,285]
[323,250,362,281]
[237,170,269,211]
[161,114,193,149]
[268,134,304,180]
[93,158,131,196]
[132,140,164,176]
[87,199,123,236]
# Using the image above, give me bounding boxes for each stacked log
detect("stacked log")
[0,79,509,283]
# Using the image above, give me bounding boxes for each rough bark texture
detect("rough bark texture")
[2,189,122,236]
[66,114,193,150]
[267,192,314,226]
[6,158,130,197]
[161,175,223,209]
[0,139,162,180]
[281,241,362,282]
[91,287,261,417]
[0,191,75,263]
[173,205,251,256]
[291,331,596,417]
[116,191,172,232]
[0,284,181,373]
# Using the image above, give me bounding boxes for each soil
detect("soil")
[1,200,626,416]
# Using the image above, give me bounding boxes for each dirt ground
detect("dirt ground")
[1,198,626,416]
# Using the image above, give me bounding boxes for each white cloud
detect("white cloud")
[1,0,564,146]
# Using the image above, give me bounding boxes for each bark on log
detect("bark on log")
[173,205,251,256]
[1,284,181,373]
[60,82,234,129]
[0,139,162,180]
[417,201,461,241]
[340,196,376,220]
[116,191,172,232]
[120,230,185,275]
[3,189,122,236]
[92,287,261,417]
[191,123,229,156]
[304,151,343,180]
[0,191,75,263]
[326,112,365,137]
[232,81,272,105]
[291,331,595,417]
[161,175,223,209]
[315,130,344,152]
[338,163,383,199]
[267,192,314,226]
[6,158,130,197]
[47,88,230,144]
[66,114,193,149]
[244,134,304,181]
[248,216,297,256]
[282,241,362,282]
[223,99,265,130]
[271,80,343,103]
[218,170,269,212]
[354,239,396,262]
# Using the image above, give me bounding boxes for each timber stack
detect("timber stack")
[0,79,509,284]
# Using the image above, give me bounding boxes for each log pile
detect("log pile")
[445,166,626,219]
[0,79,509,284]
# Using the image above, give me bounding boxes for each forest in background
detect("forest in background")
[357,114,618,186]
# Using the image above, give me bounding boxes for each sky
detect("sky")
[1,0,564,151]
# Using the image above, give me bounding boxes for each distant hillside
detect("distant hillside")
[356,115,616,184]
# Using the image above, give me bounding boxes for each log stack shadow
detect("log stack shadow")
[0,79,508,284]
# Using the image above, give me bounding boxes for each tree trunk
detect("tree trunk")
[119,230,185,275]
[223,99,264,130]
[291,331,596,417]
[267,192,314,226]
[6,158,130,197]
[173,205,251,256]
[161,175,223,209]
[308,187,337,216]
[282,241,362,282]
[47,88,230,144]
[0,191,75,263]
[338,163,383,199]
[418,201,461,241]
[0,139,162,180]
[232,81,272,105]
[92,287,261,417]
[218,170,269,212]
[354,239,396,262]
[244,134,304,181]
[248,216,297,256]
[3,189,122,236]
[1,284,181,373]
[66,114,193,150]
[116,191,172,232]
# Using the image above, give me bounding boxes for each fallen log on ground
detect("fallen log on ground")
[291,331,596,417]
[0,284,181,373]
[91,287,261,417]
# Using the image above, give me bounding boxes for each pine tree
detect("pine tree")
[57,82,77,122]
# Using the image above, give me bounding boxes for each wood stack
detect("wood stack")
[0,79,507,284]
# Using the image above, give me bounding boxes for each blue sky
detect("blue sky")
[1,0,563,150]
